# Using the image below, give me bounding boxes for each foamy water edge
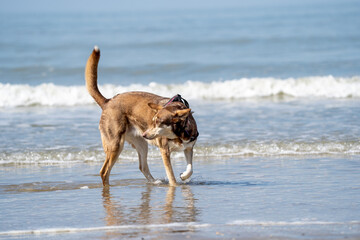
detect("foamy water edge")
[1,140,359,166]
[0,220,358,236]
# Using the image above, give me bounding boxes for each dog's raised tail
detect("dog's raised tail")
[85,46,107,109]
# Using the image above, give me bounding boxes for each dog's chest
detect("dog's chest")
[168,138,193,152]
[126,124,194,152]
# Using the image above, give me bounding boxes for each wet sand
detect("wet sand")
[1,156,359,239]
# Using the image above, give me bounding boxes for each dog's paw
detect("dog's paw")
[180,173,192,183]
[180,173,185,181]
[153,179,163,185]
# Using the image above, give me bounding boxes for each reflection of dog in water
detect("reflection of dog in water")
[85,47,199,186]
[102,185,198,231]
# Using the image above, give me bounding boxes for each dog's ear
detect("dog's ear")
[148,103,163,112]
[173,108,191,121]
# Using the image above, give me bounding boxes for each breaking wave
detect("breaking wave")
[1,76,359,107]
[195,140,360,157]
[1,140,359,166]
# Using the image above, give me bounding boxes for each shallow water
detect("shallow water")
[1,155,359,239]
[1,99,360,164]
[1,97,360,239]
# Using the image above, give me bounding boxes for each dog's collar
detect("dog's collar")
[164,94,190,108]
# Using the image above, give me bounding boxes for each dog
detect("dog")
[85,46,199,186]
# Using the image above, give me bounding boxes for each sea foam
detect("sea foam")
[0,222,210,236]
[1,76,359,107]
[1,140,359,166]
[0,220,357,236]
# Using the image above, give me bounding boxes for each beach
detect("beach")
[1,155,359,239]
[1,0,360,239]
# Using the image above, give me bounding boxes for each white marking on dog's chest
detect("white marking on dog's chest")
[168,139,193,152]
[127,125,143,137]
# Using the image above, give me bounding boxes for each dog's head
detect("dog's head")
[142,103,191,140]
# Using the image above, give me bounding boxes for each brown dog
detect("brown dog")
[85,46,198,186]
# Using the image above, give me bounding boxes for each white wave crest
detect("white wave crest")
[195,140,360,157]
[1,140,359,166]
[1,76,360,107]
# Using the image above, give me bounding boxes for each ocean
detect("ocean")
[1,0,360,239]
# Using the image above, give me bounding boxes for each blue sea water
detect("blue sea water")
[0,0,360,239]
[1,0,360,86]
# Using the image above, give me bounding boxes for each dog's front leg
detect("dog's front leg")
[158,138,177,186]
[180,147,193,181]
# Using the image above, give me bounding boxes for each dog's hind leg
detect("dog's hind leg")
[180,147,193,181]
[100,134,125,186]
